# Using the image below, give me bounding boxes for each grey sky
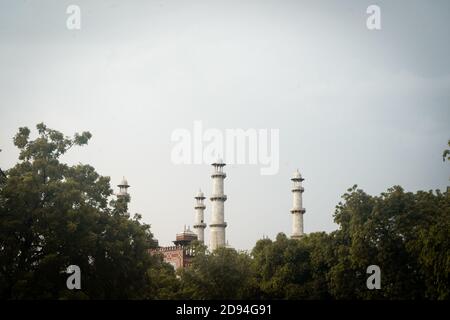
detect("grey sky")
[1,0,449,250]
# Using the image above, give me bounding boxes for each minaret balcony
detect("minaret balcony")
[193,223,207,229]
[195,204,206,209]
[211,172,227,178]
[291,187,305,192]
[290,208,306,214]
[210,194,227,201]
[209,222,227,228]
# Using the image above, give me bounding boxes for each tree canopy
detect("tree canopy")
[0,123,167,299]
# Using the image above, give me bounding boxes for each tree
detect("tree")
[0,123,165,299]
[443,140,450,162]
[0,149,6,182]
[330,185,449,299]
[178,246,257,299]
[251,184,449,300]
[409,189,449,299]
[252,232,333,299]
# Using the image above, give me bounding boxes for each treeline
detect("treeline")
[0,125,448,299]
[176,184,449,300]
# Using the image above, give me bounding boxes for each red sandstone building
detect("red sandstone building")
[149,226,197,269]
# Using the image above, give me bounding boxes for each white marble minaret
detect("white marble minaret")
[193,189,207,244]
[209,159,227,250]
[291,170,305,239]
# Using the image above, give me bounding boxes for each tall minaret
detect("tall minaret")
[291,170,305,239]
[209,159,227,250]
[117,176,130,198]
[193,189,207,244]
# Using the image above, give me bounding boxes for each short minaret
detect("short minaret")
[117,176,130,198]
[193,189,207,244]
[291,170,305,239]
[209,159,227,250]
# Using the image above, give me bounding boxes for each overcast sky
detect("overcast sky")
[1,0,449,250]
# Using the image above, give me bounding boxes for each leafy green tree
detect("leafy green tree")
[146,254,181,300]
[178,246,257,299]
[0,123,166,299]
[0,149,6,183]
[330,185,449,299]
[443,140,450,162]
[252,232,333,299]
[252,184,448,300]
[408,189,449,299]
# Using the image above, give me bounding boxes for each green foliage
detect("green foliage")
[443,140,450,162]
[0,124,170,299]
[146,255,181,300]
[330,185,449,299]
[248,185,449,300]
[178,247,257,299]
[251,232,333,299]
